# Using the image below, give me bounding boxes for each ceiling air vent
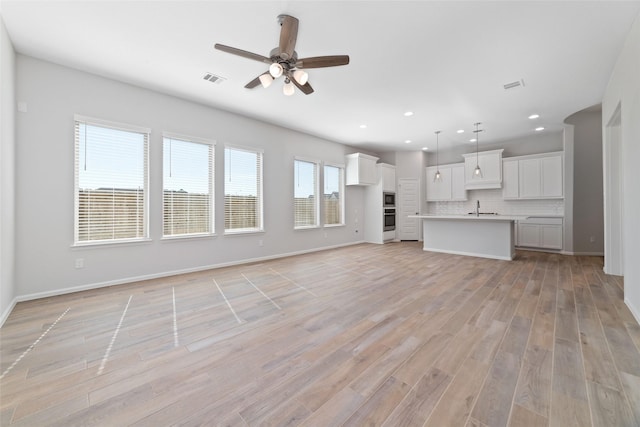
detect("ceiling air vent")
[203,73,226,84]
[503,79,525,90]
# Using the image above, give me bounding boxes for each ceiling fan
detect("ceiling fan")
[214,14,350,96]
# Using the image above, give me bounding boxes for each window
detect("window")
[324,164,345,226]
[294,159,319,229]
[163,134,214,237]
[74,116,149,244]
[224,146,263,233]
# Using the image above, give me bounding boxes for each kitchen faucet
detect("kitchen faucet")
[476,200,480,217]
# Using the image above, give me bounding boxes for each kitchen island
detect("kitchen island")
[409,214,529,260]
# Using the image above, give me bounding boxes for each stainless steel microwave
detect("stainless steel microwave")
[383,192,395,207]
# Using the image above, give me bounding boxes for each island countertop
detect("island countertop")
[409,214,529,221]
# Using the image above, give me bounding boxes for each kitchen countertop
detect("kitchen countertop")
[409,214,530,221]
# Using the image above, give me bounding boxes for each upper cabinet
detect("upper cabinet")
[346,153,379,185]
[503,152,563,199]
[379,163,396,193]
[462,149,504,190]
[426,163,467,201]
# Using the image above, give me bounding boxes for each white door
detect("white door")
[398,178,420,240]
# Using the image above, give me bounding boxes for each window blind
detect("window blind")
[324,164,344,225]
[294,159,319,228]
[224,146,263,232]
[163,136,214,237]
[74,118,148,244]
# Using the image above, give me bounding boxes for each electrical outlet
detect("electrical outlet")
[75,258,84,269]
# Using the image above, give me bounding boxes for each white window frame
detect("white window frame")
[73,115,150,247]
[323,162,346,227]
[224,144,264,234]
[293,157,320,230]
[162,132,215,239]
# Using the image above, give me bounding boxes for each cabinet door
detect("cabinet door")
[518,224,541,247]
[382,166,396,193]
[519,158,541,198]
[541,155,563,197]
[359,157,378,185]
[426,166,452,201]
[541,225,563,249]
[502,160,519,199]
[451,165,467,200]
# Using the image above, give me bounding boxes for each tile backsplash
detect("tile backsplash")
[427,189,564,216]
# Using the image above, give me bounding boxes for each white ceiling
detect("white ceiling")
[2,1,639,152]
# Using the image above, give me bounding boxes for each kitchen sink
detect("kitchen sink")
[467,212,499,215]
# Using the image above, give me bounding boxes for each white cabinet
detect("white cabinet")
[541,155,563,197]
[502,159,519,199]
[462,149,503,190]
[503,152,563,200]
[346,153,379,185]
[451,165,467,200]
[426,163,467,201]
[517,217,563,250]
[380,163,396,193]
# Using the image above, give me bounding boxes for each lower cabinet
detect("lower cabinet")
[517,217,563,250]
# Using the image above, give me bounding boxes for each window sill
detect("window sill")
[224,229,265,236]
[324,223,345,228]
[161,233,216,242]
[71,238,153,250]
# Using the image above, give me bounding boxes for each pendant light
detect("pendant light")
[434,131,442,182]
[472,122,483,179]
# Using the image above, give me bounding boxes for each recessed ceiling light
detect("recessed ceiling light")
[359,124,367,129]
[405,140,412,144]
[535,127,545,131]
[528,114,540,119]
[470,138,477,143]
[422,147,429,151]
[404,111,414,117]
[457,129,464,134]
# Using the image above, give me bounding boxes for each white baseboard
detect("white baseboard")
[625,297,640,325]
[0,298,18,328]
[5,241,366,319]
[560,250,605,256]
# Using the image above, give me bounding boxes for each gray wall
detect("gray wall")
[565,106,604,254]
[1,16,16,324]
[13,55,366,300]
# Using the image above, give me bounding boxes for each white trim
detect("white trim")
[422,246,513,261]
[162,131,215,146]
[74,114,150,134]
[560,251,605,256]
[71,238,153,249]
[625,297,640,325]
[224,142,264,154]
[0,297,18,328]
[323,161,345,169]
[7,241,365,308]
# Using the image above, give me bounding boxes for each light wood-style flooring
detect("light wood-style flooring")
[1,242,639,426]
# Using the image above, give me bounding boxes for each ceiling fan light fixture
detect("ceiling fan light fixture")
[283,79,295,96]
[269,62,283,78]
[258,73,274,88]
[293,69,308,85]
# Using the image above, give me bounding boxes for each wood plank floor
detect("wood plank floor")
[1,242,639,426]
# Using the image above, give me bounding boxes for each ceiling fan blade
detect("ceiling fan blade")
[278,14,298,60]
[290,76,314,95]
[245,72,270,89]
[295,55,350,69]
[214,44,272,65]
